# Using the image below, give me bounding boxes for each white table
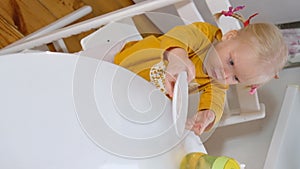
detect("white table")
[0,52,206,169]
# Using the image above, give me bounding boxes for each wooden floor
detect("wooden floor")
[0,0,138,52]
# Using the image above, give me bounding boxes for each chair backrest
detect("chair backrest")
[81,18,142,50]
[79,18,142,62]
[78,0,205,62]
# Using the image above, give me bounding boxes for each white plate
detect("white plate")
[172,71,189,137]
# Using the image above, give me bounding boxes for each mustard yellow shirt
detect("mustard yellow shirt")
[114,22,228,127]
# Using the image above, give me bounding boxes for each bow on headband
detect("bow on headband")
[215,5,258,27]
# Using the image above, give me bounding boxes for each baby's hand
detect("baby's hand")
[164,48,195,97]
[185,110,215,136]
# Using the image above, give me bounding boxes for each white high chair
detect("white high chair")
[77,0,265,128]
[0,0,261,168]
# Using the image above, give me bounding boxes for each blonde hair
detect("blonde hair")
[236,23,288,86]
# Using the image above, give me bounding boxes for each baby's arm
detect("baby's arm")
[186,110,215,135]
[164,48,217,135]
[193,82,228,135]
[159,22,225,135]
[186,82,227,135]
[164,48,195,97]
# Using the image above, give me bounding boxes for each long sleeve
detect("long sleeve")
[159,22,227,127]
[158,22,222,56]
[197,80,228,128]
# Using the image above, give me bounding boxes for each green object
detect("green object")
[180,152,240,169]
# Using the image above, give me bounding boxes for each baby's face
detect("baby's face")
[203,34,259,85]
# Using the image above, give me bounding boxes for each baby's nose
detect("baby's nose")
[224,71,234,82]
[225,74,232,80]
[224,70,232,79]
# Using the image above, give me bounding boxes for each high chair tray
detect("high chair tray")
[0,52,206,169]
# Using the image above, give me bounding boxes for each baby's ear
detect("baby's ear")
[222,30,238,41]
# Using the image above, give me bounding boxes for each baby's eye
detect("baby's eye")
[229,59,234,66]
[234,75,240,82]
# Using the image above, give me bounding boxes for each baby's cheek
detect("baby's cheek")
[226,79,237,85]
